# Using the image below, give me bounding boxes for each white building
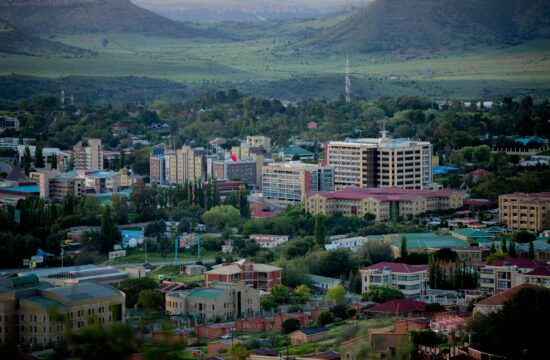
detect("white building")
[360,262,429,299]
[325,236,368,251]
[249,234,289,248]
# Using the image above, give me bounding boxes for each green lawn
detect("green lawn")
[148,265,204,285]
[108,248,215,265]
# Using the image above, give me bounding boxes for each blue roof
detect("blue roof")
[87,171,118,179]
[515,137,548,145]
[280,146,313,156]
[1,185,40,193]
[433,165,458,176]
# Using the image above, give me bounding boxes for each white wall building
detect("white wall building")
[249,234,289,248]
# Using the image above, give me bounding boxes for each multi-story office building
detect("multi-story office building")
[499,192,550,232]
[72,138,103,170]
[149,145,167,184]
[262,161,334,206]
[326,133,432,190]
[479,258,550,295]
[305,187,463,221]
[33,171,84,202]
[158,146,208,185]
[360,262,428,299]
[165,281,260,321]
[204,260,282,291]
[213,158,261,187]
[0,275,125,347]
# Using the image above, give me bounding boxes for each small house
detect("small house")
[290,326,329,345]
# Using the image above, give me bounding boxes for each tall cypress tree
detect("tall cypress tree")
[314,214,326,248]
[99,206,121,253]
[22,145,32,175]
[528,240,535,259]
[239,189,250,218]
[400,235,408,259]
[34,145,45,168]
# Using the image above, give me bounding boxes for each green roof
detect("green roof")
[392,235,468,249]
[26,296,66,309]
[484,226,505,233]
[0,281,54,295]
[188,288,225,299]
[280,146,313,156]
[451,228,496,239]
[11,274,39,287]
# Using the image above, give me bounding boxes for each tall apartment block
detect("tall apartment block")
[213,158,263,187]
[499,193,550,232]
[262,161,334,206]
[326,133,432,190]
[151,145,208,185]
[72,138,103,170]
[149,145,167,184]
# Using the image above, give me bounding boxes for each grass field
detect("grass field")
[1,17,550,99]
[108,248,215,265]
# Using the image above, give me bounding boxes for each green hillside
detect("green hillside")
[0,0,225,38]
[299,0,550,54]
[0,19,96,57]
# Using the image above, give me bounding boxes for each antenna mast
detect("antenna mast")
[345,54,351,103]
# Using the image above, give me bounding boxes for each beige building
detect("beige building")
[72,138,103,170]
[499,192,550,232]
[246,136,271,151]
[32,171,84,202]
[0,275,125,347]
[165,281,260,321]
[326,134,432,190]
[479,258,550,295]
[305,187,463,221]
[360,262,428,299]
[165,146,207,184]
[262,162,334,206]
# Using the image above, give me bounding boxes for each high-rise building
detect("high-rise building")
[149,145,167,184]
[72,138,103,170]
[499,192,550,232]
[262,161,334,206]
[246,135,271,151]
[326,134,432,190]
[156,146,208,185]
[32,171,84,202]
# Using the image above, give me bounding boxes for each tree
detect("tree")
[281,318,300,334]
[117,278,158,308]
[486,251,507,265]
[314,214,326,247]
[425,303,445,312]
[260,295,277,312]
[400,235,408,259]
[363,285,404,303]
[317,311,335,326]
[361,240,392,263]
[34,145,44,168]
[326,284,346,304]
[512,230,535,244]
[239,189,250,218]
[271,284,290,304]
[99,206,121,253]
[232,342,249,360]
[508,240,517,258]
[21,145,32,175]
[434,248,458,262]
[201,205,241,229]
[294,284,312,303]
[67,323,137,360]
[112,194,128,224]
[137,289,164,311]
[528,240,535,259]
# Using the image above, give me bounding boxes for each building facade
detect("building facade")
[479,259,550,295]
[0,275,125,347]
[204,260,282,291]
[249,234,289,248]
[326,135,432,190]
[213,159,260,187]
[360,262,428,298]
[165,281,260,321]
[262,162,334,206]
[305,187,463,221]
[246,136,271,151]
[499,193,550,232]
[33,171,85,202]
[72,138,103,170]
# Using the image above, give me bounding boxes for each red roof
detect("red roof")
[368,299,427,314]
[307,187,459,202]
[251,211,277,219]
[471,169,492,177]
[476,283,541,306]
[285,312,308,319]
[362,262,428,274]
[492,258,547,269]
[240,316,273,324]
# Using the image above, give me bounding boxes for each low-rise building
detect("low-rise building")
[305,187,463,221]
[290,327,329,345]
[325,236,367,251]
[235,316,273,333]
[207,340,232,355]
[479,258,550,295]
[165,281,260,321]
[278,146,314,161]
[307,274,341,294]
[32,171,85,202]
[360,262,428,298]
[0,275,125,347]
[366,299,428,317]
[499,192,550,232]
[474,283,542,316]
[273,312,309,331]
[204,260,282,291]
[195,323,231,340]
[249,234,289,248]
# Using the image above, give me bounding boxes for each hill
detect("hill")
[0,19,96,57]
[299,0,550,54]
[0,0,225,38]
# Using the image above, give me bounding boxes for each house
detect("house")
[182,264,206,276]
[249,348,282,360]
[394,317,430,333]
[207,340,232,355]
[310,307,331,321]
[360,262,428,298]
[195,323,231,339]
[474,283,541,316]
[204,259,282,291]
[290,326,329,345]
[151,329,190,345]
[302,351,341,360]
[367,299,428,317]
[273,312,309,331]
[235,316,273,333]
[370,333,411,359]
[250,234,289,249]
[308,274,341,294]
